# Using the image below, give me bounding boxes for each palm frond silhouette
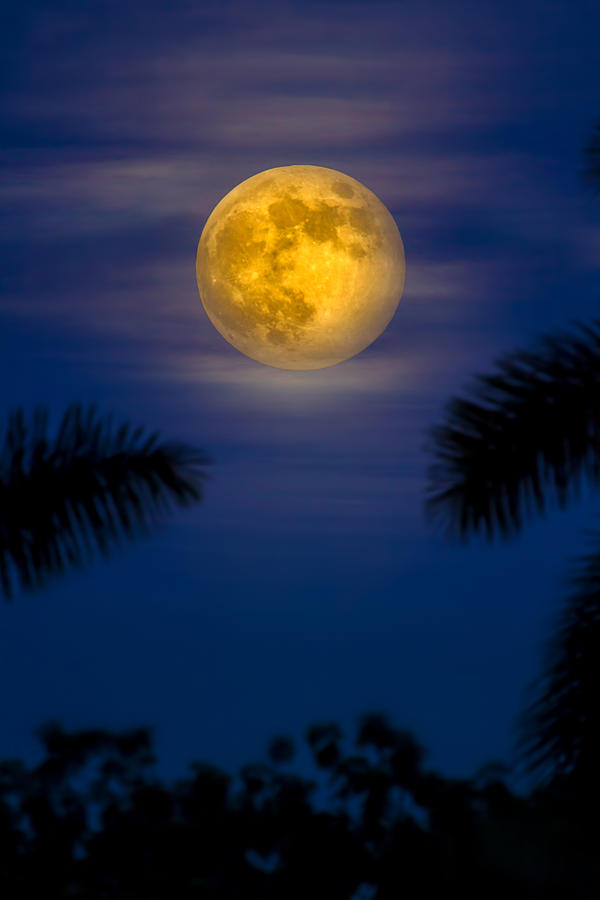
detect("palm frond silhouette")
[0,404,210,598]
[426,321,600,540]
[516,539,600,796]
[426,119,600,792]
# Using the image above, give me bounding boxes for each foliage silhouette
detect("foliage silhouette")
[426,320,600,540]
[0,715,596,898]
[0,404,209,599]
[426,119,600,798]
[516,538,600,800]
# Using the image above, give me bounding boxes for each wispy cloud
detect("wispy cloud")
[2,0,598,397]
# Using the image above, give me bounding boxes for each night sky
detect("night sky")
[2,0,599,784]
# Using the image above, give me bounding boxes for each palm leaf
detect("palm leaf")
[515,539,600,791]
[0,404,210,599]
[426,320,600,539]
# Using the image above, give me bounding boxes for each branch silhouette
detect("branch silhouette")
[0,405,210,599]
[426,320,600,540]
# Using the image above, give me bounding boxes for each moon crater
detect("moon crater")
[196,165,405,370]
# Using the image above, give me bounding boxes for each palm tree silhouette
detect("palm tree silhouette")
[426,120,600,794]
[0,404,209,599]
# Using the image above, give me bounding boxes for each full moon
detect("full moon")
[196,165,405,370]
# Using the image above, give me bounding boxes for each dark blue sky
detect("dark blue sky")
[1,0,599,783]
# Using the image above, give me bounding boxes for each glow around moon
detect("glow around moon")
[196,165,405,370]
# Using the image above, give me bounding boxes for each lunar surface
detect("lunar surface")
[195,165,405,370]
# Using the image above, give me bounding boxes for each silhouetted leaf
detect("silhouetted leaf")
[0,404,210,598]
[306,723,343,769]
[426,321,600,540]
[356,713,397,751]
[516,538,600,797]
[239,763,271,795]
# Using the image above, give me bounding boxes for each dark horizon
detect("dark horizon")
[2,0,600,792]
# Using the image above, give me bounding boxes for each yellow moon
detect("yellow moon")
[195,165,405,370]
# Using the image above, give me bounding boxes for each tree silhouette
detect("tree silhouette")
[425,120,600,796]
[0,404,209,599]
[0,715,596,898]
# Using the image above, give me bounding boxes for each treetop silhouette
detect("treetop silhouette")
[0,715,596,898]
